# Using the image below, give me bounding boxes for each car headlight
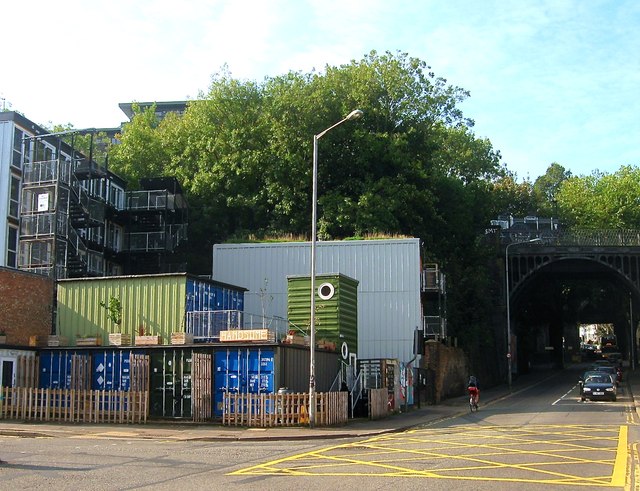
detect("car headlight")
[583,388,591,392]
[606,387,614,392]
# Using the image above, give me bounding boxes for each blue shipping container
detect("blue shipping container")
[214,347,275,417]
[39,351,89,389]
[92,350,132,391]
[186,278,245,312]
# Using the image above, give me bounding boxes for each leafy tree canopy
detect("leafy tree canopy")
[556,165,640,228]
[110,51,506,265]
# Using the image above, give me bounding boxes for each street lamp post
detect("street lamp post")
[505,238,542,391]
[309,109,363,428]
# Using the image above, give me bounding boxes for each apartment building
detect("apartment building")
[0,111,187,279]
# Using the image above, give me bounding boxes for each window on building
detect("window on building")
[107,222,123,251]
[6,226,18,267]
[9,175,20,218]
[109,184,125,210]
[33,140,53,163]
[12,128,24,169]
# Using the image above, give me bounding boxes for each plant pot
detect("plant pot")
[48,335,68,347]
[171,332,193,345]
[109,333,132,346]
[135,335,162,346]
[76,336,102,347]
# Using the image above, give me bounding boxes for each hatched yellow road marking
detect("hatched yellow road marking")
[230,424,629,487]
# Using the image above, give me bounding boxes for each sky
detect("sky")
[2,0,638,181]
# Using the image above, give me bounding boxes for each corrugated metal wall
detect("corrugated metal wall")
[276,344,340,393]
[212,239,422,361]
[57,274,187,344]
[287,273,358,355]
[185,278,244,312]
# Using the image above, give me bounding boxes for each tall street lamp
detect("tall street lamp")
[309,109,363,428]
[505,237,542,391]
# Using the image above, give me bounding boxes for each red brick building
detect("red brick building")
[0,267,53,346]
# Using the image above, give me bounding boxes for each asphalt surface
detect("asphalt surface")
[1,364,638,442]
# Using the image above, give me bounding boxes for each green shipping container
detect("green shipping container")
[57,274,187,345]
[57,273,246,346]
[287,273,358,358]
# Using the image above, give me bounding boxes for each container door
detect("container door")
[174,350,193,419]
[39,351,77,389]
[150,350,193,418]
[214,348,275,417]
[150,351,170,417]
[214,348,243,417]
[93,351,131,391]
[1,359,15,387]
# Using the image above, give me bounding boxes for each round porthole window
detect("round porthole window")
[318,282,335,300]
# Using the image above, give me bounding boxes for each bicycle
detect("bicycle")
[468,386,479,412]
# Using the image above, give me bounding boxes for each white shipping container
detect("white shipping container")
[212,238,422,362]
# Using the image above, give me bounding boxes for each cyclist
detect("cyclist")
[467,375,480,407]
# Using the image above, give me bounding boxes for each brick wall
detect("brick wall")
[0,267,54,346]
[421,340,469,403]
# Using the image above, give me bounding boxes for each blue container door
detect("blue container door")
[92,351,131,391]
[39,351,77,389]
[214,348,274,417]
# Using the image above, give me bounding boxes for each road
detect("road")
[1,365,638,490]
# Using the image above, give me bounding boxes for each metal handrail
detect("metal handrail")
[350,370,363,419]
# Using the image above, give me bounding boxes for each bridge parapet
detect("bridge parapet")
[502,229,640,248]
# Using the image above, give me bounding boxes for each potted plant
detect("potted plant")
[0,329,6,344]
[171,320,193,345]
[135,324,162,346]
[100,295,131,346]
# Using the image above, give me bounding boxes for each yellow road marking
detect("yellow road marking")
[230,424,629,487]
[612,425,627,486]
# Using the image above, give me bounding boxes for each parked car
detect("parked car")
[592,359,613,367]
[592,365,621,385]
[579,370,610,392]
[580,373,617,402]
[603,352,623,367]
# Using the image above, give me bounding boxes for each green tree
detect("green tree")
[107,50,509,362]
[533,163,571,216]
[556,166,640,228]
[109,104,169,188]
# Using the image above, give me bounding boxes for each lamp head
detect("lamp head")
[346,109,364,121]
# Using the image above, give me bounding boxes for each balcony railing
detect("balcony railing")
[421,264,445,293]
[423,315,446,340]
[126,190,180,211]
[22,159,72,185]
[126,225,187,252]
[185,310,292,342]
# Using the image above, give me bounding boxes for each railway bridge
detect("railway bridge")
[503,229,640,372]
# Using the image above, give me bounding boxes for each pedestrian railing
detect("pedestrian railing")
[222,391,348,427]
[0,387,149,424]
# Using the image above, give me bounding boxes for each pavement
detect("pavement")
[1,364,638,442]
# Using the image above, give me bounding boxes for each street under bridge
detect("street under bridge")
[503,229,640,372]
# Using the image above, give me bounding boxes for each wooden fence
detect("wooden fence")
[368,387,390,419]
[192,353,212,422]
[0,353,150,424]
[14,355,38,387]
[0,387,149,424]
[222,391,348,427]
